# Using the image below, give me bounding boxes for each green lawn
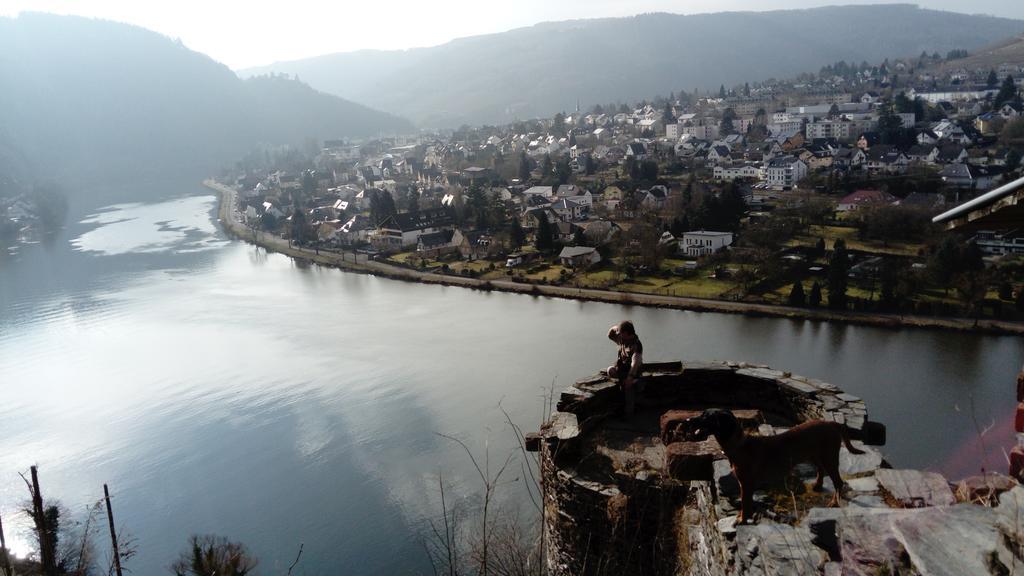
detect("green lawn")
[613,274,737,299]
[522,264,570,282]
[388,251,443,269]
[577,269,621,288]
[447,259,496,275]
[387,251,418,265]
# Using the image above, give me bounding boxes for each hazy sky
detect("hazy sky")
[3,1,1022,69]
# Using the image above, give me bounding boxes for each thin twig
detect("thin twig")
[285,542,303,576]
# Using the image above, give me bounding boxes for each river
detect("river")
[0,182,1020,574]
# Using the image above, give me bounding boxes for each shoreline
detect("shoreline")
[207,179,1024,336]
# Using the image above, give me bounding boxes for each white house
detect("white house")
[522,185,554,199]
[555,184,593,208]
[706,145,732,166]
[680,231,733,256]
[1000,103,1022,119]
[931,120,972,145]
[417,229,464,255]
[244,205,260,223]
[837,189,898,212]
[679,121,719,140]
[714,164,761,181]
[833,147,866,169]
[261,202,285,219]
[764,156,808,190]
[375,207,455,248]
[640,185,669,210]
[973,230,1024,255]
[626,142,648,160]
[550,198,588,222]
[865,146,909,174]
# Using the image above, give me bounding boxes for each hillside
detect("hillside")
[241,4,1024,127]
[0,13,413,197]
[932,35,1024,72]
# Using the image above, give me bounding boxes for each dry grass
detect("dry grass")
[522,264,570,282]
[790,225,925,257]
[761,482,837,524]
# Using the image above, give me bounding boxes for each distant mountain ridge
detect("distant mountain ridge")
[0,13,412,196]
[241,4,1024,127]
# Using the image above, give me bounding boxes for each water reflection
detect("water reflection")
[72,196,229,256]
[1,193,1022,574]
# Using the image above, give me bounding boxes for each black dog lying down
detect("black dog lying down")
[684,408,864,524]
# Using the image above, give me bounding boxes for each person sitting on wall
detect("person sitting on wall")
[607,320,644,417]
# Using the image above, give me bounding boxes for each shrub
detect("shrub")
[171,535,257,576]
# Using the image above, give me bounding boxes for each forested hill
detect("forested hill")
[241,4,1024,128]
[0,13,412,198]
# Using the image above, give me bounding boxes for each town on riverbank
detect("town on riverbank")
[212,48,1024,332]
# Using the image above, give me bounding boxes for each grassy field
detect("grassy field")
[522,264,570,282]
[790,225,925,257]
[387,251,417,265]
[576,268,621,288]
[613,274,737,298]
[447,259,496,275]
[387,251,443,270]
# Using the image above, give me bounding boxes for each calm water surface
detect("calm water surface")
[0,182,1020,574]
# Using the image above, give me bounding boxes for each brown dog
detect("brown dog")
[685,408,864,524]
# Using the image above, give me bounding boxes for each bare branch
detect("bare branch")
[437,433,487,486]
[285,542,303,576]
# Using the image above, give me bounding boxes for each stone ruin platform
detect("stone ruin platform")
[527,361,1023,576]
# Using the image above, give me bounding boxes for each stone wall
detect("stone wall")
[532,360,880,576]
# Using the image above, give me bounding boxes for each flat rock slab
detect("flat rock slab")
[835,509,917,576]
[547,412,580,441]
[846,476,880,493]
[681,361,733,372]
[891,504,1024,576]
[840,442,884,476]
[665,439,722,481]
[576,373,609,386]
[876,469,955,508]
[779,377,821,396]
[807,504,1023,576]
[641,361,682,373]
[734,524,827,576]
[995,485,1024,535]
[848,494,888,508]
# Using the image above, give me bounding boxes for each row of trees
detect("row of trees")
[779,234,1011,318]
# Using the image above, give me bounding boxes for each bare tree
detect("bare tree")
[424,475,462,576]
[106,529,137,576]
[437,434,516,576]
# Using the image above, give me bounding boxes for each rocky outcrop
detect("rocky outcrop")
[530,361,1020,575]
